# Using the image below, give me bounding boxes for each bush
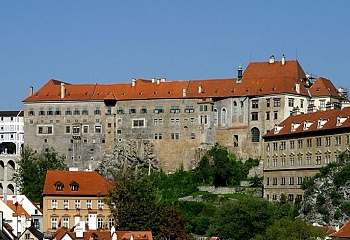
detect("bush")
[316,194,326,206]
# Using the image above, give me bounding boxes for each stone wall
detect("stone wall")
[198,186,262,198]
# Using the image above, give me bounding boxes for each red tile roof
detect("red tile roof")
[43,170,112,196]
[6,200,30,218]
[309,77,339,97]
[23,60,319,103]
[330,221,350,238]
[263,107,350,138]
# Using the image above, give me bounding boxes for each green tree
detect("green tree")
[252,218,325,240]
[105,171,190,240]
[207,197,275,240]
[14,146,67,202]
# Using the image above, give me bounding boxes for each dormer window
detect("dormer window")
[317,118,328,129]
[303,120,313,130]
[70,181,79,191]
[337,115,349,126]
[291,122,301,132]
[274,124,283,134]
[54,181,64,191]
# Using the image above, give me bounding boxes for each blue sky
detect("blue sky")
[1,1,349,110]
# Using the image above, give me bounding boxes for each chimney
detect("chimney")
[295,83,300,94]
[74,214,81,226]
[156,78,160,85]
[198,84,202,94]
[281,54,285,65]
[160,78,166,82]
[151,78,156,83]
[269,55,275,64]
[60,83,65,99]
[237,64,242,83]
[29,86,34,96]
[131,78,136,87]
[182,88,187,98]
[88,212,97,230]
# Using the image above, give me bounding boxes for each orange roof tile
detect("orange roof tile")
[309,77,339,97]
[263,107,350,138]
[43,170,112,196]
[6,200,30,218]
[23,60,322,104]
[330,221,350,238]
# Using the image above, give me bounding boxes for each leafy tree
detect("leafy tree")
[14,146,67,202]
[252,218,325,240]
[105,171,190,240]
[207,197,275,240]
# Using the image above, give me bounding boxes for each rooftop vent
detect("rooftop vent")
[269,55,275,64]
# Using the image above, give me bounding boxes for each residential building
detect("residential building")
[262,107,350,202]
[18,226,43,240]
[22,55,344,172]
[42,170,113,232]
[0,111,24,195]
[0,211,15,240]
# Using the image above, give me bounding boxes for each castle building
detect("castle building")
[262,107,350,202]
[0,111,24,194]
[22,56,344,172]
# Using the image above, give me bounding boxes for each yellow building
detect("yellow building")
[42,170,113,232]
[263,107,350,202]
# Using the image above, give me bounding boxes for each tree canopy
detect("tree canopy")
[14,146,67,202]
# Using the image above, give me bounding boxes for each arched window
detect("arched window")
[221,108,227,125]
[233,101,237,114]
[213,108,218,125]
[251,127,260,142]
[7,160,15,181]
[240,101,244,115]
[7,184,14,194]
[0,161,4,181]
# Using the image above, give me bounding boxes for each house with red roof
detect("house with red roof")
[42,170,113,233]
[22,55,346,173]
[262,107,350,201]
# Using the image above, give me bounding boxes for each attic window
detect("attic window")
[245,89,248,92]
[46,93,50,96]
[303,120,314,130]
[316,88,320,92]
[317,118,328,129]
[168,91,171,94]
[231,89,235,93]
[54,181,64,191]
[154,91,157,94]
[272,87,276,91]
[85,92,88,95]
[139,92,143,95]
[291,122,301,132]
[69,181,79,191]
[274,124,283,134]
[337,115,349,126]
[122,92,125,96]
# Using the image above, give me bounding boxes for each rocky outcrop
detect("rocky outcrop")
[96,139,160,180]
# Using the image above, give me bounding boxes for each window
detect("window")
[55,181,64,191]
[86,200,92,209]
[266,99,270,107]
[129,106,136,114]
[273,111,278,119]
[200,115,208,125]
[266,177,269,185]
[94,107,101,115]
[335,135,342,146]
[273,158,277,167]
[200,105,208,112]
[29,109,35,116]
[281,177,286,185]
[288,194,294,202]
[274,98,281,107]
[316,137,322,147]
[83,125,89,134]
[47,107,53,115]
[109,218,115,229]
[106,106,112,115]
[273,177,277,185]
[306,156,311,165]
[251,112,258,121]
[252,100,259,108]
[97,218,104,229]
[273,142,278,151]
[298,140,303,148]
[298,157,302,166]
[73,126,80,134]
[289,177,294,185]
[213,109,218,124]
[154,106,164,114]
[346,135,350,145]
[171,133,180,140]
[154,133,163,140]
[65,108,72,115]
[25,234,30,240]
[320,100,326,109]
[133,119,145,128]
[170,106,180,113]
[73,108,80,115]
[65,126,71,134]
[39,108,45,116]
[98,200,104,209]
[221,108,227,124]
[190,118,195,125]
[63,200,69,209]
[190,132,195,139]
[281,157,286,166]
[316,156,322,165]
[33,219,40,229]
[251,127,260,142]
[266,112,270,120]
[51,217,58,229]
[289,158,294,166]
[51,199,58,209]
[140,106,147,114]
[280,141,286,150]
[184,106,194,113]
[325,155,330,164]
[288,98,294,107]
[307,139,312,148]
[70,181,79,191]
[75,200,81,209]
[95,125,101,133]
[38,126,43,134]
[297,177,303,185]
[266,143,270,152]
[290,140,295,149]
[117,107,124,114]
[63,217,69,228]
[272,194,277,201]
